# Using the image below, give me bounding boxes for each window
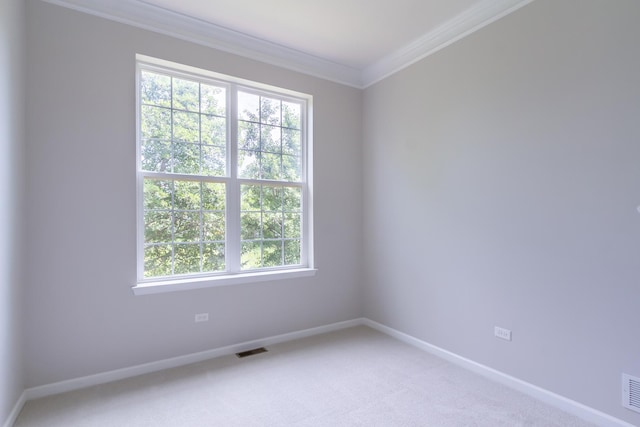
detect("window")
[135,56,314,294]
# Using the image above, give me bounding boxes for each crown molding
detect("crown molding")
[41,0,534,89]
[362,0,534,87]
[41,0,363,88]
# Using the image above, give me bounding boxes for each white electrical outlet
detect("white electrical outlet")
[494,326,512,341]
[194,313,209,323]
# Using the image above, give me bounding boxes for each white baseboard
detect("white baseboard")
[24,318,362,401]
[362,318,634,427]
[10,317,633,427]
[3,391,26,427]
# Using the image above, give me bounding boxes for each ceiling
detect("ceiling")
[46,0,533,87]
[140,0,481,70]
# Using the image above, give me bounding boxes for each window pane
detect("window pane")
[241,241,261,269]
[261,152,281,180]
[282,129,301,156]
[201,84,226,116]
[202,182,225,211]
[141,71,171,108]
[173,142,200,174]
[141,105,171,140]
[241,212,261,240]
[282,101,300,129]
[173,78,199,112]
[284,213,301,238]
[141,139,171,172]
[238,91,259,122]
[142,177,227,278]
[283,187,301,211]
[261,97,281,126]
[144,179,173,210]
[201,115,226,146]
[263,213,282,239]
[173,211,200,243]
[202,145,226,176]
[139,64,308,280]
[241,184,261,211]
[173,111,200,143]
[173,181,200,211]
[238,150,260,179]
[262,241,283,267]
[144,211,172,243]
[262,186,283,212]
[239,183,290,270]
[144,244,172,278]
[284,240,301,265]
[202,243,225,272]
[174,244,201,274]
[261,125,281,153]
[203,212,225,241]
[282,155,301,182]
[239,121,260,150]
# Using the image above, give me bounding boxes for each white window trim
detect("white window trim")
[133,55,315,295]
[132,268,317,295]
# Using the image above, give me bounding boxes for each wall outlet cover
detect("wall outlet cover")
[494,326,512,341]
[195,313,209,323]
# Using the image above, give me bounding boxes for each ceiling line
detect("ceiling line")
[362,0,535,87]
[41,0,535,89]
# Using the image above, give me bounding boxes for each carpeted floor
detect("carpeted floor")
[15,326,594,426]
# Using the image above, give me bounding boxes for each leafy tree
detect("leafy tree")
[141,71,303,277]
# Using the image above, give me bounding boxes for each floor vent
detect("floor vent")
[623,373,640,413]
[236,347,268,358]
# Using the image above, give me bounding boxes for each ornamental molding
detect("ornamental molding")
[42,0,534,88]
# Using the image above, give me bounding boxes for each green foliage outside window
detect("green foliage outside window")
[139,67,307,279]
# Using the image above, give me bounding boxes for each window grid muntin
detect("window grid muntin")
[234,86,306,272]
[139,68,229,178]
[236,87,303,183]
[139,65,230,280]
[142,177,227,278]
[239,182,303,270]
[137,59,310,283]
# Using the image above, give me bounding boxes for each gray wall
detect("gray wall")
[23,0,362,388]
[363,0,640,423]
[0,0,25,423]
[19,0,640,424]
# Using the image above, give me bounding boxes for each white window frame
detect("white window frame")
[133,55,315,295]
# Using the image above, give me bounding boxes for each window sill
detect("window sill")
[132,268,318,296]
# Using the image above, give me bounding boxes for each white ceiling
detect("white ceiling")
[141,0,480,70]
[45,0,534,87]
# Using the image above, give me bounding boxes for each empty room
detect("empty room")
[1,0,639,425]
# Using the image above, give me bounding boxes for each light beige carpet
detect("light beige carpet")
[15,326,594,426]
